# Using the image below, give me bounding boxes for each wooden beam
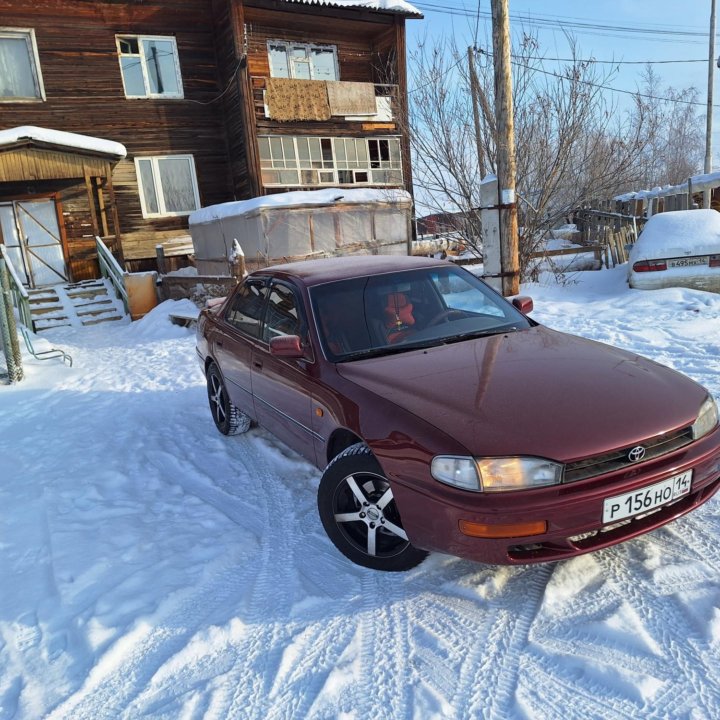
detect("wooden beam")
[95,177,110,237]
[393,16,413,197]
[83,164,100,236]
[54,193,73,283]
[105,161,124,263]
[234,0,262,197]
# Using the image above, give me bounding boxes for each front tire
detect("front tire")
[317,443,428,571]
[206,363,252,436]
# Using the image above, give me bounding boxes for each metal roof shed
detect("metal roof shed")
[189,188,413,275]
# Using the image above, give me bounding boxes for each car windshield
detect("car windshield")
[310,265,532,362]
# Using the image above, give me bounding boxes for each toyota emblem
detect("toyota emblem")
[628,445,646,463]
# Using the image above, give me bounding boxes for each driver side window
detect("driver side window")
[263,282,304,342]
[226,280,268,337]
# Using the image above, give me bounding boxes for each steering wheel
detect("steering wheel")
[427,309,465,327]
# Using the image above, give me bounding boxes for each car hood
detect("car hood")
[336,326,706,462]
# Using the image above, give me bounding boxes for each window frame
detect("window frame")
[0,27,45,102]
[134,154,201,219]
[263,280,310,344]
[116,34,184,99]
[225,277,270,339]
[258,135,404,188]
[266,40,339,81]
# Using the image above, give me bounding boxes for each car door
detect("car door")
[212,277,269,419]
[252,280,317,465]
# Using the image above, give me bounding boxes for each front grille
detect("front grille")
[564,426,694,483]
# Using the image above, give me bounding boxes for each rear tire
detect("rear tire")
[317,443,428,571]
[206,363,252,436]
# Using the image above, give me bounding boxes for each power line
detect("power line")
[409,48,712,108]
[413,2,709,44]
[407,54,465,94]
[503,55,717,109]
[522,56,707,66]
[415,0,706,34]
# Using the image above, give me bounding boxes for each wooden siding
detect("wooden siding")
[233,1,413,194]
[0,0,234,265]
[0,148,109,183]
[0,0,415,272]
[211,0,260,200]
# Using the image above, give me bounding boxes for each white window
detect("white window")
[135,155,200,218]
[258,136,403,187]
[267,41,338,81]
[117,35,183,99]
[0,28,45,101]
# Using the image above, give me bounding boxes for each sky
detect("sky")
[405,0,719,167]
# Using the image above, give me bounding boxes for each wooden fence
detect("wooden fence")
[574,209,642,267]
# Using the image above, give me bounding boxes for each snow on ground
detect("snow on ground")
[2,267,720,719]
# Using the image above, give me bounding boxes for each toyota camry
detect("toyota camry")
[196,256,720,571]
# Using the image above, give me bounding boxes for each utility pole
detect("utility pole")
[468,46,486,178]
[705,0,716,209]
[490,0,519,296]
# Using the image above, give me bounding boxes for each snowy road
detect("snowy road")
[1,268,720,719]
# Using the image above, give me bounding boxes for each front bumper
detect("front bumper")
[388,426,720,565]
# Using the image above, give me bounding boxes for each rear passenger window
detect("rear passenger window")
[225,280,268,337]
[263,283,303,341]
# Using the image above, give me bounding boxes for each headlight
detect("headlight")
[476,457,563,492]
[692,395,719,440]
[431,455,563,492]
[431,456,481,491]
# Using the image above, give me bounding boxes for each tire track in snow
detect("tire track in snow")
[347,572,412,719]
[262,617,357,720]
[594,544,720,719]
[402,563,555,720]
[46,558,254,720]
[473,564,554,720]
[531,574,669,684]
[215,437,302,720]
[518,649,641,720]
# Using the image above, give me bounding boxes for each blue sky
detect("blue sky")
[407,1,713,95]
[406,1,716,156]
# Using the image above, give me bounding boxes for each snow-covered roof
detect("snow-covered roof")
[0,125,126,159]
[279,0,423,17]
[615,170,720,203]
[190,187,413,225]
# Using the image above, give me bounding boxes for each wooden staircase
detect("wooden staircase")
[28,278,128,331]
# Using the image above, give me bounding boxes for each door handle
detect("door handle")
[253,361,263,370]
[216,340,224,347]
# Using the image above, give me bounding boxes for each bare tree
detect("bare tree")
[406,31,698,278]
[408,36,485,248]
[633,65,704,188]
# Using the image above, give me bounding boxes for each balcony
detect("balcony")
[251,77,398,125]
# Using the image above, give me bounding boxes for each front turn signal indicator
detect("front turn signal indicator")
[459,519,548,539]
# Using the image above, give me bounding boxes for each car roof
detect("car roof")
[255,255,451,287]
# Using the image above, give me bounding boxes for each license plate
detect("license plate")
[602,471,692,524]
[668,256,708,268]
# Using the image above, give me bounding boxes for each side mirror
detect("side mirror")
[269,335,305,358]
[512,296,533,314]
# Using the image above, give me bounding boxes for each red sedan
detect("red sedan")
[196,256,720,571]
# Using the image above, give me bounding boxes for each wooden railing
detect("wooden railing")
[95,235,129,314]
[0,245,33,330]
[529,244,606,265]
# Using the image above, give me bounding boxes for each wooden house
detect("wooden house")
[0,0,421,288]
